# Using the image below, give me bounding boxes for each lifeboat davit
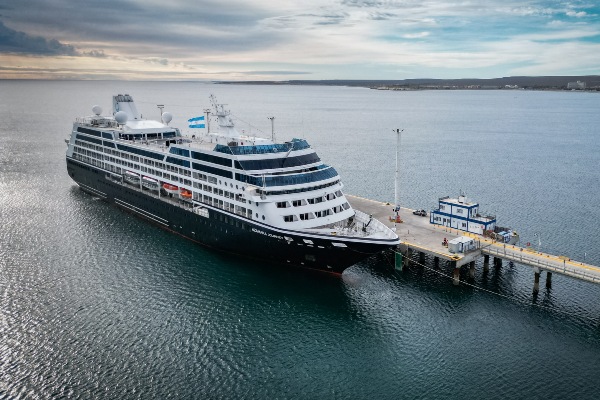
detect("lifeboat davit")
[162,183,179,194]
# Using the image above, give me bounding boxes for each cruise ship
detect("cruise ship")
[65,94,399,273]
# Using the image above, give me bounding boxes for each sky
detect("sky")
[0,0,599,80]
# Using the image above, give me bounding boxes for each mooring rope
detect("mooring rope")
[388,249,599,324]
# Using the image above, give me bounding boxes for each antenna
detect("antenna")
[157,104,164,119]
[268,116,275,142]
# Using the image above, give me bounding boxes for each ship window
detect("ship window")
[234,153,321,170]
[169,147,190,157]
[166,156,190,168]
[191,151,232,167]
[77,127,102,137]
[192,162,232,179]
[276,201,289,208]
[283,215,295,222]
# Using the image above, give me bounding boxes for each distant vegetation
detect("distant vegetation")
[219,76,600,91]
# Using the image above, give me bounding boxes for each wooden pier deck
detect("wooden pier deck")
[347,195,600,287]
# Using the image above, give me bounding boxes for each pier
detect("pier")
[346,195,600,291]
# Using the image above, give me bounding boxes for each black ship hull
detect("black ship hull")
[66,158,398,274]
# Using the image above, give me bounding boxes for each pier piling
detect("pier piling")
[469,261,475,279]
[453,268,460,285]
[451,261,460,285]
[419,251,425,264]
[546,271,552,289]
[494,257,502,269]
[533,267,541,293]
[483,254,490,273]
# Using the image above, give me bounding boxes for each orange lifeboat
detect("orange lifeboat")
[180,189,192,199]
[162,183,179,194]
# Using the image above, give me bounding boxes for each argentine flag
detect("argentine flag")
[188,116,205,128]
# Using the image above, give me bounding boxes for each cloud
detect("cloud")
[243,70,311,75]
[566,10,587,18]
[146,58,169,66]
[82,49,106,58]
[0,19,76,55]
[402,32,430,39]
[0,0,599,80]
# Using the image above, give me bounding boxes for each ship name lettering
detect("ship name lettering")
[252,228,283,240]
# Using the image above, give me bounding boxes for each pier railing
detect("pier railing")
[483,246,600,284]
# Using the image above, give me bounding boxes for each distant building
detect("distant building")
[567,81,586,90]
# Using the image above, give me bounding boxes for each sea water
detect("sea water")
[1,81,599,399]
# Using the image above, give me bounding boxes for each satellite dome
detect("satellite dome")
[92,105,102,116]
[161,111,173,125]
[114,111,128,124]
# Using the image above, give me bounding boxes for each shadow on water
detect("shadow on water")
[359,250,600,329]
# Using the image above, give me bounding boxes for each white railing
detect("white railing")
[483,246,600,284]
[353,209,398,240]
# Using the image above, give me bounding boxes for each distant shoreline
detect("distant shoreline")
[217,75,600,92]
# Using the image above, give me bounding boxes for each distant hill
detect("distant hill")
[219,76,600,90]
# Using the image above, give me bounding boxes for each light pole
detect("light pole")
[393,128,403,222]
[268,116,275,142]
[534,233,542,252]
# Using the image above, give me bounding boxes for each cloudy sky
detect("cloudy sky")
[1,0,599,80]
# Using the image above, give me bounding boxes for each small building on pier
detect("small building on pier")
[430,195,496,235]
